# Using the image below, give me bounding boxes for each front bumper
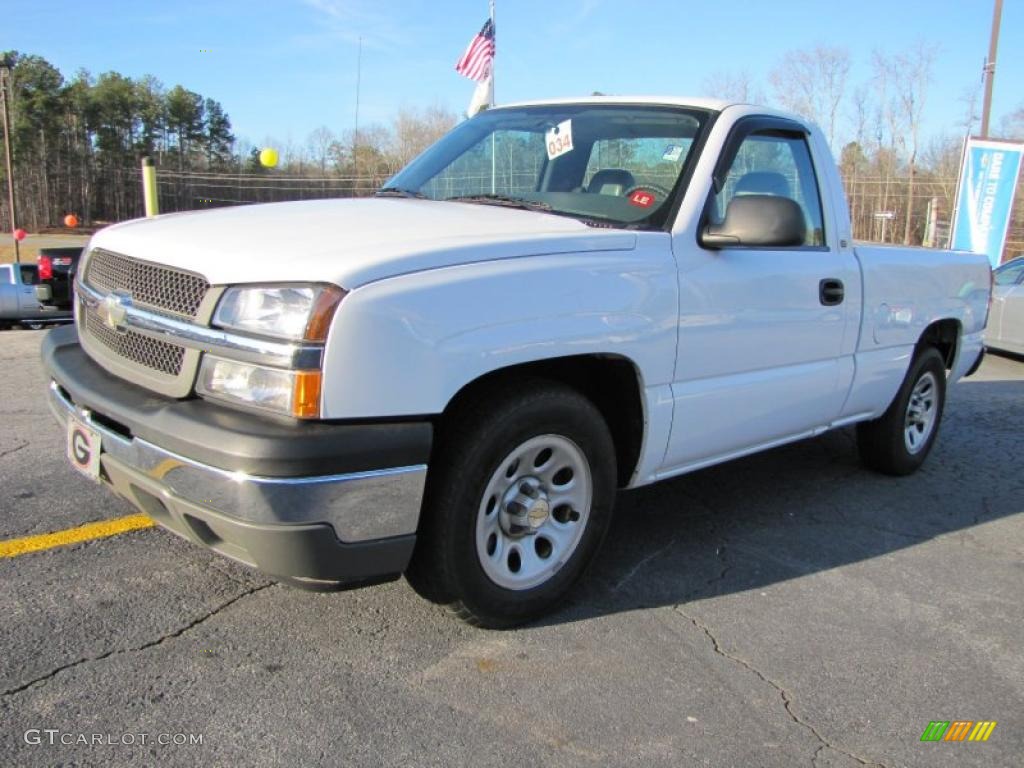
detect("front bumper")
[42,325,431,587]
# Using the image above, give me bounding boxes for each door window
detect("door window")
[712,132,826,247]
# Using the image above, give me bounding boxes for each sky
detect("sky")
[9,0,1024,151]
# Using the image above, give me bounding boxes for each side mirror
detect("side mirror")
[700,195,807,249]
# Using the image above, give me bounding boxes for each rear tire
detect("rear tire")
[857,347,946,476]
[406,379,616,628]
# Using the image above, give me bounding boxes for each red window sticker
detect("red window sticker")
[629,190,655,208]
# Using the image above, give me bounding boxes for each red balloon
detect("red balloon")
[13,228,26,241]
[64,214,79,228]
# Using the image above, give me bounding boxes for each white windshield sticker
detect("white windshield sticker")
[662,145,684,162]
[545,120,574,160]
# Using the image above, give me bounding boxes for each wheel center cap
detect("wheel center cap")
[527,499,550,528]
[501,477,550,536]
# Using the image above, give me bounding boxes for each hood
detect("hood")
[89,198,637,288]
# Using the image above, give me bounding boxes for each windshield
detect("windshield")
[383,104,711,228]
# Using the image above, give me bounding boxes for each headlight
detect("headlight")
[197,356,322,418]
[213,284,346,341]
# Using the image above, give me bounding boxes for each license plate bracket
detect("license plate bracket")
[67,417,102,481]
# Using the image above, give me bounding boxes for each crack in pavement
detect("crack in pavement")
[0,441,28,461]
[672,606,890,768]
[0,583,273,699]
[811,743,827,767]
[609,535,681,592]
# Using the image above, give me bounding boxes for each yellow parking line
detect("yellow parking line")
[0,514,154,559]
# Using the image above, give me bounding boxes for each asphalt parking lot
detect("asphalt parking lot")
[1,328,1021,767]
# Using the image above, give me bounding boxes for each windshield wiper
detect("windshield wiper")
[445,194,553,212]
[376,186,427,199]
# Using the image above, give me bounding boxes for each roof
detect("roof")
[489,96,811,129]
[492,95,736,112]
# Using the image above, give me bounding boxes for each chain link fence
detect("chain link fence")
[116,167,1024,261]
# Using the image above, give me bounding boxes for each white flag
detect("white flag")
[467,74,493,118]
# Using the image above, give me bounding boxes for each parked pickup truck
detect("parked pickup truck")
[1,262,73,329]
[36,246,85,311]
[42,98,990,627]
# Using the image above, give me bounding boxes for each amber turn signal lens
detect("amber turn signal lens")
[304,285,347,342]
[292,370,322,419]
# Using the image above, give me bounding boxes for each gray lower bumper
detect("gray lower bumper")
[99,450,416,588]
[48,380,427,543]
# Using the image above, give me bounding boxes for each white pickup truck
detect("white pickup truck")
[42,97,991,627]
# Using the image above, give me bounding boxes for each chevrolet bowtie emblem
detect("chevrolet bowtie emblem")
[98,292,131,331]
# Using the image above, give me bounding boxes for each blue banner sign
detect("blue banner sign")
[951,138,1024,267]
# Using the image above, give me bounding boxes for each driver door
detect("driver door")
[663,119,859,472]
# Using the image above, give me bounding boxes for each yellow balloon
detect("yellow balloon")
[259,147,279,168]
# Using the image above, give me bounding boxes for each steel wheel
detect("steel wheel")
[858,346,946,476]
[903,371,938,454]
[475,434,592,591]
[405,378,617,627]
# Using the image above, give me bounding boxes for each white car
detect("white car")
[986,256,1024,355]
[42,97,991,626]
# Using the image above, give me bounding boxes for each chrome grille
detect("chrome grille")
[84,304,185,376]
[85,249,209,318]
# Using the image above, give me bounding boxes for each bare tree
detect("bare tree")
[334,124,395,192]
[275,135,302,174]
[700,69,764,104]
[998,104,1024,139]
[390,104,457,168]
[922,135,964,218]
[843,85,874,235]
[957,85,982,138]
[869,50,907,243]
[769,46,851,150]
[306,126,336,174]
[848,85,872,148]
[877,43,938,244]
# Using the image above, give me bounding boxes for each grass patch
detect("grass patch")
[0,234,90,264]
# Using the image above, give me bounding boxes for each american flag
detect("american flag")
[455,19,495,82]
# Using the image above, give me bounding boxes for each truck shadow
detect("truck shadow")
[540,376,1024,627]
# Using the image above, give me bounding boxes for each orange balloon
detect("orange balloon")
[13,228,26,241]
[64,214,79,228]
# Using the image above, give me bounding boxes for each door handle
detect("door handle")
[819,278,844,306]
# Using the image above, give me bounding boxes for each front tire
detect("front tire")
[406,379,616,628]
[857,347,947,476]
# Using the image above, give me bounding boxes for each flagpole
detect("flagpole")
[489,0,496,105]
[489,0,496,194]
[354,36,362,190]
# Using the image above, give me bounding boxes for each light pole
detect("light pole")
[353,37,362,193]
[0,56,19,264]
[980,0,1003,138]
